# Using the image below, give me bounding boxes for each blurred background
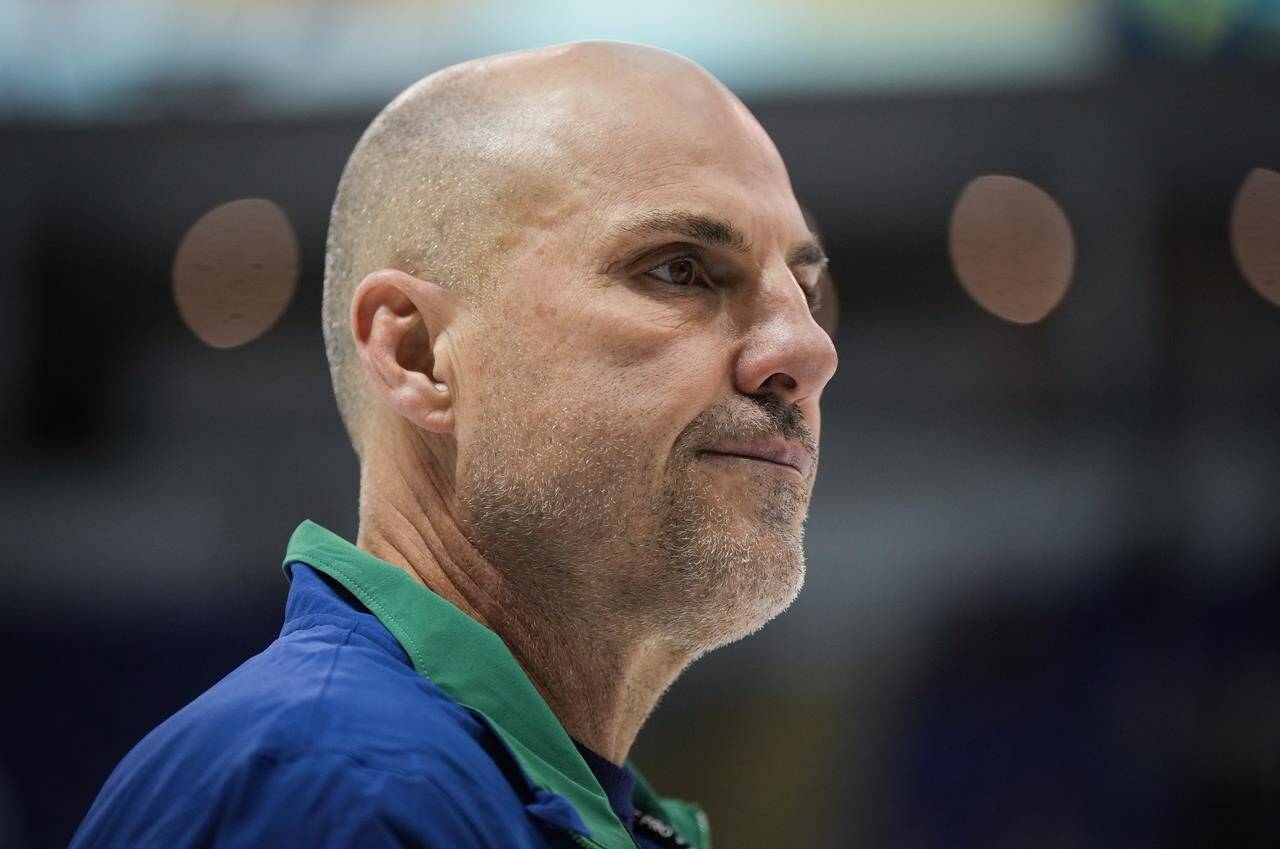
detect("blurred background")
[3,1,1279,847]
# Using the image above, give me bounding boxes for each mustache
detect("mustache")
[679,395,817,458]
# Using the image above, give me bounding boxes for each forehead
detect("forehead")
[487,58,809,266]
[560,101,806,251]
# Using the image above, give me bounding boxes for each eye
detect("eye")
[644,256,708,290]
[800,280,822,310]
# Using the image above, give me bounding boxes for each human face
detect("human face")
[450,81,838,650]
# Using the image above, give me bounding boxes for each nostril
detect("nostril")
[765,372,797,392]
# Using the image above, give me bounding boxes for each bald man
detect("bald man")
[72,41,837,849]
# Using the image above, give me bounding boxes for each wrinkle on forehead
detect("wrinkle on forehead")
[530,124,793,264]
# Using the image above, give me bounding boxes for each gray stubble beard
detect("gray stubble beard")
[456,404,810,657]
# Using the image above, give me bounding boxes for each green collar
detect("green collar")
[282,520,710,849]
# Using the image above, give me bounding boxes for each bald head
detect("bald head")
[323,41,775,457]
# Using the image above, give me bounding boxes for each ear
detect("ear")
[351,268,456,434]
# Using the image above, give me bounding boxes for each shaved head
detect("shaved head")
[323,41,753,457]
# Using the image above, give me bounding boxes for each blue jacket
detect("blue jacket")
[70,521,711,849]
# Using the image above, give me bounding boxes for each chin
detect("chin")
[650,457,813,650]
[658,531,808,652]
[721,548,807,643]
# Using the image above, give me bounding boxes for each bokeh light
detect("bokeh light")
[172,198,299,348]
[1230,168,1280,308]
[948,174,1075,324]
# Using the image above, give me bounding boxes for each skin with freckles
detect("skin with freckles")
[335,42,838,765]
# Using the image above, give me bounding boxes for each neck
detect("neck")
[355,428,694,765]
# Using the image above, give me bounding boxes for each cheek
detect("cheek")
[466,285,734,454]
[573,297,732,396]
[593,298,725,371]
[580,326,731,443]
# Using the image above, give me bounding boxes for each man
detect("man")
[72,40,837,849]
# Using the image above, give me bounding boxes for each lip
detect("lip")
[699,437,814,478]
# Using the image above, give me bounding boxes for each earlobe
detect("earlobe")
[351,269,456,435]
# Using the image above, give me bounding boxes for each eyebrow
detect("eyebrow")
[608,210,828,271]
[786,239,828,270]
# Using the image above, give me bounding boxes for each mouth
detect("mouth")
[701,450,798,478]
[698,437,813,478]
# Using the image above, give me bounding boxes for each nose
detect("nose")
[733,268,838,406]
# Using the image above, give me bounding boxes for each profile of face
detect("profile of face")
[343,45,839,653]
[435,47,839,652]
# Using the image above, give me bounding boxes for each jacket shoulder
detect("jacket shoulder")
[72,617,544,849]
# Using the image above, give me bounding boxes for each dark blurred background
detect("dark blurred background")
[3,2,1279,848]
